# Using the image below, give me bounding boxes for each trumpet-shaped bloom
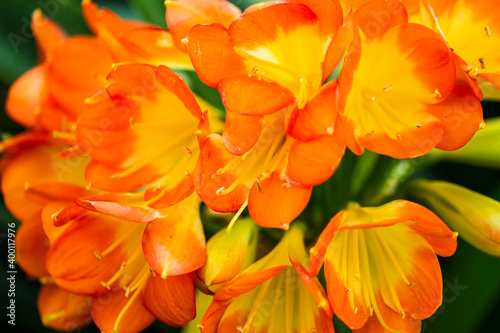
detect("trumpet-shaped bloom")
[6,10,114,132]
[76,63,208,207]
[339,0,483,158]
[309,200,457,332]
[410,180,500,257]
[419,0,500,100]
[199,225,334,332]
[83,0,192,68]
[46,192,204,331]
[188,0,349,228]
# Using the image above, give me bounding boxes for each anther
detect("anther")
[485,26,491,37]
[216,168,223,176]
[185,170,190,176]
[94,251,103,261]
[365,130,374,136]
[368,96,376,103]
[407,282,415,288]
[124,286,131,297]
[248,67,258,77]
[149,267,156,277]
[452,231,459,239]
[354,307,359,314]
[51,214,57,222]
[216,187,225,195]
[100,281,110,290]
[129,117,135,129]
[415,123,422,128]
[401,310,406,319]
[183,146,192,155]
[369,307,374,316]
[256,179,262,192]
[468,68,479,79]
[345,287,352,292]
[181,37,188,45]
[237,326,245,332]
[479,122,486,129]
[396,134,402,141]
[479,58,486,69]
[281,182,291,188]
[434,89,442,98]
[197,324,204,329]
[383,85,393,92]
[120,261,127,271]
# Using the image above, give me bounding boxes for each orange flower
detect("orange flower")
[47,192,204,331]
[413,0,500,100]
[198,226,334,332]
[76,63,210,207]
[187,0,350,228]
[0,140,94,331]
[309,200,457,332]
[338,0,483,158]
[6,10,114,132]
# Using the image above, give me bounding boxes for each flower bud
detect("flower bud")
[410,179,500,257]
[195,218,258,293]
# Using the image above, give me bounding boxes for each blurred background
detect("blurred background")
[0,0,499,332]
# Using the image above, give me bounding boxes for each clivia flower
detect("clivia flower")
[198,225,335,332]
[338,0,484,158]
[309,200,457,332]
[187,0,350,228]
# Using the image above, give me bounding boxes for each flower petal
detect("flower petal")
[91,290,155,333]
[248,171,312,229]
[142,194,206,277]
[286,79,338,141]
[16,222,50,279]
[166,0,241,50]
[186,23,249,88]
[31,9,66,57]
[222,110,263,156]
[286,123,345,186]
[219,75,297,115]
[37,284,92,331]
[142,273,196,327]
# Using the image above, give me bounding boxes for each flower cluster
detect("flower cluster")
[1,0,499,332]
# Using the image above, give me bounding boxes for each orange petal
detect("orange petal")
[308,211,345,277]
[213,266,286,303]
[199,300,229,332]
[428,84,484,151]
[248,171,312,229]
[222,110,263,156]
[186,23,248,87]
[46,213,143,294]
[454,53,483,100]
[353,0,408,40]
[142,273,196,327]
[352,294,421,333]
[219,75,296,115]
[166,0,241,51]
[142,195,206,277]
[37,284,92,331]
[91,290,155,333]
[75,193,161,223]
[286,0,343,37]
[290,256,333,318]
[31,9,66,57]
[286,123,345,186]
[144,171,195,209]
[322,25,354,82]
[15,222,50,279]
[324,255,369,329]
[45,36,113,119]
[193,134,250,212]
[6,64,45,128]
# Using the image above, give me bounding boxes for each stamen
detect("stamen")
[375,230,411,286]
[248,67,258,77]
[434,89,442,98]
[479,122,485,129]
[237,327,245,332]
[383,85,393,92]
[479,58,486,70]
[353,230,362,281]
[367,96,376,103]
[94,251,103,261]
[365,130,374,136]
[227,199,248,231]
[183,146,192,155]
[129,117,135,129]
[255,179,262,192]
[216,187,225,195]
[485,26,491,37]
[468,68,478,79]
[396,134,402,141]
[415,123,422,129]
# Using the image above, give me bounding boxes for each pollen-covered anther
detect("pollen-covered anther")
[369,306,374,316]
[345,286,352,292]
[100,281,111,290]
[281,182,291,188]
[407,282,415,288]
[396,134,402,141]
[452,231,459,239]
[183,146,192,155]
[479,58,486,69]
[197,324,204,329]
[354,307,359,314]
[216,187,226,195]
[149,266,156,277]
[365,130,374,136]
[94,251,104,261]
[237,326,245,332]
[185,170,190,176]
[401,310,406,319]
[415,123,422,129]
[383,85,393,92]
[180,37,189,45]
[124,286,131,297]
[51,214,57,222]
[120,261,127,271]
[434,89,442,98]
[485,26,491,37]
[256,179,262,192]
[129,117,135,129]
[468,67,479,79]
[367,96,376,103]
